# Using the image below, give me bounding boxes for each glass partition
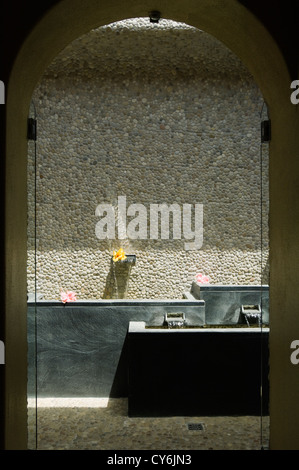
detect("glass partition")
[27,17,269,450]
[27,101,38,450]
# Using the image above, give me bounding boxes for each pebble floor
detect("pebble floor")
[27,398,269,450]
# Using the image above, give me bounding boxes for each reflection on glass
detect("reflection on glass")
[27,101,38,449]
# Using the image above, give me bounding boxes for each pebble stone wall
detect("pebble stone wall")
[27,18,269,300]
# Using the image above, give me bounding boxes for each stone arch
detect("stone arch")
[5,0,297,449]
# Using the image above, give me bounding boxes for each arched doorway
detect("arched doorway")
[26,16,270,449]
[5,0,297,449]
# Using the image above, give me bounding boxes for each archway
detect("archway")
[5,0,297,449]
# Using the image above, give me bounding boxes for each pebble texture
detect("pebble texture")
[27,398,269,450]
[27,18,269,300]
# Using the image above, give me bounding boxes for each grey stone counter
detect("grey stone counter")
[190,283,269,324]
[27,299,205,398]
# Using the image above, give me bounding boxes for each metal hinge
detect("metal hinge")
[261,120,271,142]
[27,117,37,141]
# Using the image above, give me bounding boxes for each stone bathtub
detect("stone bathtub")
[27,299,205,398]
[27,285,269,416]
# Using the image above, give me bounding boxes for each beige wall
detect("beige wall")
[5,0,298,449]
[27,20,269,300]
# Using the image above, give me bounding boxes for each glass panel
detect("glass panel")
[27,17,269,450]
[260,102,270,449]
[27,101,38,449]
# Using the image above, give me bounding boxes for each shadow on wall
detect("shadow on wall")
[262,255,270,285]
[103,258,135,299]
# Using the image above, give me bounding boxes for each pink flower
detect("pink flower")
[60,290,77,303]
[195,273,210,285]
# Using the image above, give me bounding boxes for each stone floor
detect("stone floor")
[27,398,269,450]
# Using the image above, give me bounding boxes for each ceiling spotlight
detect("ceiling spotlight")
[149,10,161,23]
